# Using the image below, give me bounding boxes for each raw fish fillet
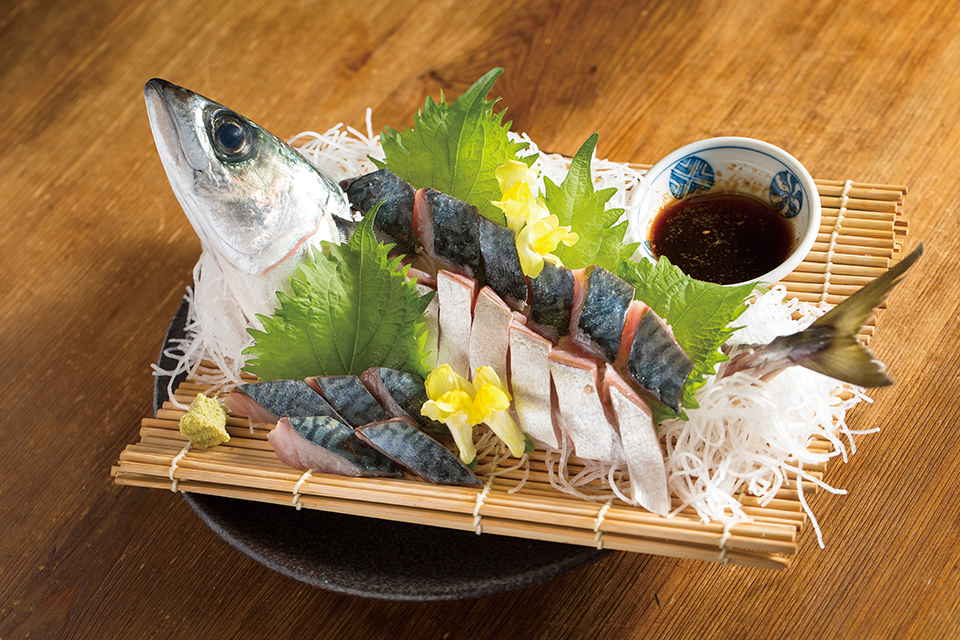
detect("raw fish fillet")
[223,380,345,424]
[528,261,576,343]
[548,349,624,464]
[623,310,694,413]
[603,365,669,515]
[268,416,402,477]
[435,270,477,378]
[344,168,417,248]
[477,215,528,310]
[508,320,559,449]
[413,188,480,277]
[305,375,390,427]
[469,286,515,384]
[572,266,634,362]
[359,367,450,441]
[356,418,482,487]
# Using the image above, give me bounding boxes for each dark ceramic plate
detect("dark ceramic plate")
[156,297,607,601]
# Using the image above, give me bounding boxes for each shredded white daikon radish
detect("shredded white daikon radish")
[659,287,875,547]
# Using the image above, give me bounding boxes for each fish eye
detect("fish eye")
[211,111,254,161]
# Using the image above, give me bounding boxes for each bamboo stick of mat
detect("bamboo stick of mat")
[113,175,908,570]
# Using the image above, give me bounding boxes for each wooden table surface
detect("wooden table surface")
[2,0,957,637]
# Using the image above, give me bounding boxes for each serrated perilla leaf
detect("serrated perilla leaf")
[619,256,760,422]
[375,68,530,226]
[543,133,639,272]
[243,211,433,381]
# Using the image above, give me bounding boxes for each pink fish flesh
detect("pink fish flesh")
[268,416,402,477]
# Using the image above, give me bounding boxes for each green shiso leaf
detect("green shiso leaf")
[242,208,434,381]
[619,256,760,423]
[542,133,639,272]
[375,68,530,226]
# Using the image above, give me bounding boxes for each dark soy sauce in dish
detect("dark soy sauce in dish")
[650,192,795,284]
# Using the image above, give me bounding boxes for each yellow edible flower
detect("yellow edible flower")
[492,181,550,233]
[420,364,528,463]
[472,367,526,458]
[491,160,579,278]
[516,214,579,278]
[421,365,478,464]
[179,393,230,448]
[492,160,548,233]
[495,159,539,194]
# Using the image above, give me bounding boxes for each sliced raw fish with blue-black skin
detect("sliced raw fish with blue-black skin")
[356,418,483,487]
[269,416,402,477]
[622,308,694,414]
[359,367,451,441]
[305,375,391,428]
[528,261,576,343]
[223,379,346,424]
[477,215,528,310]
[572,265,634,362]
[343,168,417,250]
[413,188,481,277]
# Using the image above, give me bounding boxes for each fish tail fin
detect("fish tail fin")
[723,243,922,386]
[796,242,923,386]
[796,332,893,387]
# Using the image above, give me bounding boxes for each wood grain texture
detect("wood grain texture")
[1,0,957,638]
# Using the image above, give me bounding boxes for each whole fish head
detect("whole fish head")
[144,79,348,318]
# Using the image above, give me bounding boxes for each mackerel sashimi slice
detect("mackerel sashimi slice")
[623,310,694,413]
[305,375,391,428]
[344,168,417,247]
[548,349,624,464]
[477,214,528,310]
[356,418,483,487]
[508,320,559,449]
[413,188,481,277]
[603,365,669,515]
[359,367,450,440]
[469,286,515,384]
[223,380,346,424]
[528,261,576,344]
[572,265,634,362]
[268,416,402,477]
[435,270,477,378]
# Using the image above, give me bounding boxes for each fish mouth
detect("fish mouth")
[144,79,210,173]
[144,78,235,259]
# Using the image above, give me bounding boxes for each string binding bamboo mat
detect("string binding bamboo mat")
[112,177,909,571]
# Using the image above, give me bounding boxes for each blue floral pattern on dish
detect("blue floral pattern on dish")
[769,170,803,218]
[668,155,714,198]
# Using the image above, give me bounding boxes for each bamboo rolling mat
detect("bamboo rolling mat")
[112,178,909,571]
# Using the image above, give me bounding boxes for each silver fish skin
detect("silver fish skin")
[356,418,482,487]
[722,243,923,386]
[305,375,391,428]
[143,79,349,324]
[223,380,347,424]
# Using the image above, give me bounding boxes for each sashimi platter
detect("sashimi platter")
[112,69,917,585]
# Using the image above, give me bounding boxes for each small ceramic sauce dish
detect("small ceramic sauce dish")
[626,137,821,286]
